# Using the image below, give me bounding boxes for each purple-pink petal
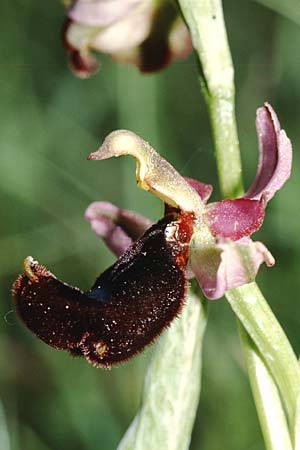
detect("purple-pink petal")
[64,1,192,75]
[192,237,275,300]
[185,177,213,203]
[205,198,265,241]
[68,0,141,28]
[85,202,152,257]
[245,103,292,202]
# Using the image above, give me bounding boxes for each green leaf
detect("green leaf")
[226,283,300,432]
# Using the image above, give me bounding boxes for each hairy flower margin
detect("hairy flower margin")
[63,0,192,77]
[13,103,291,367]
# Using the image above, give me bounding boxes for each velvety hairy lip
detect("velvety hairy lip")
[13,214,194,368]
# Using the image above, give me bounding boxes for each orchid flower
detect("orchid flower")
[13,103,291,368]
[86,103,291,299]
[63,0,192,77]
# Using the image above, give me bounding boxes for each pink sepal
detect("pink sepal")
[185,177,213,203]
[85,201,152,257]
[206,198,265,240]
[245,103,292,202]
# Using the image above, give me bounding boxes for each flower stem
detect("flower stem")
[227,284,300,432]
[238,323,293,450]
[117,291,208,450]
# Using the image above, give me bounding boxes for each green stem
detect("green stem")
[117,291,208,450]
[208,95,242,197]
[227,284,300,432]
[238,323,293,450]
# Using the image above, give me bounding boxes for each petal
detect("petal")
[136,2,177,72]
[168,17,192,62]
[245,103,292,202]
[68,49,99,78]
[88,130,204,214]
[13,214,194,367]
[64,1,191,74]
[133,4,192,72]
[64,1,153,71]
[206,198,265,240]
[63,19,99,78]
[191,236,275,300]
[185,177,213,203]
[91,3,152,54]
[85,201,153,257]
[68,0,142,28]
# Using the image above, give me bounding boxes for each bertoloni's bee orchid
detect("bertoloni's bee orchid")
[13,103,292,367]
[63,0,192,77]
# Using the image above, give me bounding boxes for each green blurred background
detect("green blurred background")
[1,1,300,449]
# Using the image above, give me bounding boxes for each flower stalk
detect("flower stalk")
[227,284,300,432]
[238,323,293,450]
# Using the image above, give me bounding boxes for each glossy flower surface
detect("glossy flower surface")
[13,103,292,367]
[63,0,192,77]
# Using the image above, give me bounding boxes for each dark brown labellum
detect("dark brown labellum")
[13,214,194,367]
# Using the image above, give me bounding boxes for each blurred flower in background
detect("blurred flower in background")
[63,0,192,77]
